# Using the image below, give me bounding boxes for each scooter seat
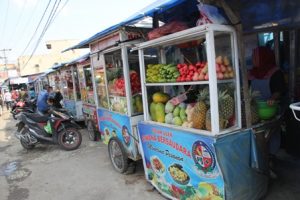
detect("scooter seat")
[23,113,49,123]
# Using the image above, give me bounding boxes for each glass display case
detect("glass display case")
[138,24,241,135]
[61,68,74,100]
[94,46,144,117]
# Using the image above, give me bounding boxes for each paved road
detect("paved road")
[1,109,300,200]
[0,111,164,200]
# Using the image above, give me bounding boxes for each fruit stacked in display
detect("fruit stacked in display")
[215,56,234,80]
[165,102,187,126]
[129,70,141,94]
[146,64,180,83]
[191,88,209,129]
[150,92,170,123]
[112,77,126,96]
[132,94,143,113]
[205,89,235,131]
[110,70,141,96]
[177,62,209,82]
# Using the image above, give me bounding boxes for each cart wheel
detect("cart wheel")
[87,120,97,141]
[108,137,129,173]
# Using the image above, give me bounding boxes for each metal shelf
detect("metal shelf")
[145,81,209,86]
[145,79,234,86]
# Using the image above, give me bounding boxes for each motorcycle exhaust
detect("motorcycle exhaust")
[28,128,53,142]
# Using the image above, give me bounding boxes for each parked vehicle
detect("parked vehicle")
[15,108,82,151]
[11,98,37,119]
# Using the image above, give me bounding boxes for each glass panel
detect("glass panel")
[145,85,210,130]
[48,72,61,91]
[127,48,143,116]
[104,49,127,114]
[93,61,108,109]
[143,36,211,131]
[61,69,74,100]
[145,38,207,83]
[214,32,237,130]
[73,67,81,100]
[80,65,95,104]
[214,32,234,80]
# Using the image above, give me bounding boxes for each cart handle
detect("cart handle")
[290,102,300,122]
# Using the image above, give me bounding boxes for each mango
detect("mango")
[152,92,169,103]
[179,107,187,121]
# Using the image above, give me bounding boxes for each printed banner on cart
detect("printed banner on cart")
[138,122,224,200]
[97,108,138,160]
[63,100,76,117]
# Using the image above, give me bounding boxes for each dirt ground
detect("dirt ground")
[1,109,300,200]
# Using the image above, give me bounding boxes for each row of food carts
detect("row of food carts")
[32,0,300,199]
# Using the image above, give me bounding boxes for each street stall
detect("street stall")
[77,54,100,141]
[54,62,84,121]
[89,27,147,173]
[33,74,49,94]
[47,68,61,92]
[136,23,268,200]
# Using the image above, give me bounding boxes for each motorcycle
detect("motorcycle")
[15,108,82,151]
[11,98,36,120]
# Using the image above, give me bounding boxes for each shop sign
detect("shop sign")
[138,122,225,200]
[97,108,139,160]
[90,33,120,53]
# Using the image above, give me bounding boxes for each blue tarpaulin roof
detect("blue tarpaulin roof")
[63,0,300,53]
[62,0,186,52]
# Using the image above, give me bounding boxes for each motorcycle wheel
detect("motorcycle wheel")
[20,138,35,150]
[108,137,129,173]
[58,127,82,151]
[87,120,97,141]
[13,114,17,120]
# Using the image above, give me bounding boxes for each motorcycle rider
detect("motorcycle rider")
[37,85,53,114]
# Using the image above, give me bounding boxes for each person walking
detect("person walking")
[3,90,12,111]
[0,92,3,116]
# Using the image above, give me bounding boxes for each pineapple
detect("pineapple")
[191,88,209,129]
[205,109,228,131]
[219,90,234,120]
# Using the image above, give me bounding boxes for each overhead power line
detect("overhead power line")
[22,0,66,70]
[19,0,52,57]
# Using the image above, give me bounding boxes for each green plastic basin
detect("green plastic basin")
[257,101,278,120]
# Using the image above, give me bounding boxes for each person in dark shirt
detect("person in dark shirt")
[248,46,286,106]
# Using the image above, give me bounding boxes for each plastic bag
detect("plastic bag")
[196,4,228,26]
[44,121,52,134]
[148,21,188,40]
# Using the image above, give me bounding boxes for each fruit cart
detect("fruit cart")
[77,54,100,141]
[137,24,267,200]
[57,62,84,121]
[90,27,147,173]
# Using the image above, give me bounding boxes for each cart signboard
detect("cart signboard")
[138,122,225,200]
[97,108,139,160]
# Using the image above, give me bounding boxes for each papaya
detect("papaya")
[155,103,165,123]
[135,95,143,113]
[152,92,169,103]
[150,102,157,121]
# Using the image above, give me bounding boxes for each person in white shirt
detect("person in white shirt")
[3,90,12,110]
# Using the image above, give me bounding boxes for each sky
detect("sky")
[0,0,155,64]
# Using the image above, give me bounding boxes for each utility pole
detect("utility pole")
[0,48,12,70]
